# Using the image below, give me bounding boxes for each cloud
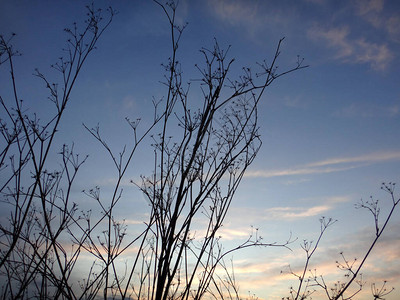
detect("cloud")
[218,227,252,240]
[321,222,400,292]
[334,103,400,118]
[307,151,400,167]
[262,196,349,220]
[265,205,331,219]
[245,165,357,178]
[217,236,400,299]
[282,95,309,109]
[355,0,384,15]
[245,151,400,178]
[124,219,146,225]
[354,0,385,30]
[208,0,258,22]
[210,255,296,298]
[308,26,353,58]
[122,95,137,111]
[386,15,400,42]
[226,197,351,226]
[353,0,400,43]
[283,178,311,185]
[354,38,394,70]
[206,0,260,33]
[205,0,290,40]
[211,210,400,299]
[307,25,394,71]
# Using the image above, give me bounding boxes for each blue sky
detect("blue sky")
[1,0,400,299]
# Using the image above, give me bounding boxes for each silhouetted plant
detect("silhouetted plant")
[0,4,115,299]
[1,1,398,300]
[82,2,304,299]
[283,182,398,300]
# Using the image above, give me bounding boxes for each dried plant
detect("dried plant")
[1,2,397,300]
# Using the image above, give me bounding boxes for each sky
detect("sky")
[1,0,400,299]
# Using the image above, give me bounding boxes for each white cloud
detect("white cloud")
[245,165,357,178]
[207,0,260,31]
[386,15,400,42]
[122,95,137,111]
[355,38,394,70]
[245,151,400,178]
[308,26,353,58]
[205,0,290,40]
[218,227,252,240]
[283,178,311,185]
[282,95,308,109]
[355,0,384,16]
[124,219,145,225]
[308,151,400,167]
[353,0,400,44]
[335,103,400,118]
[265,205,331,219]
[307,25,394,71]
[354,0,384,29]
[263,196,349,220]
[227,196,351,225]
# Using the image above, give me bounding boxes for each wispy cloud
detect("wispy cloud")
[334,103,399,118]
[124,219,146,225]
[307,151,400,167]
[354,0,400,43]
[218,227,252,240]
[307,25,394,71]
[265,205,331,219]
[226,197,351,226]
[205,0,291,41]
[262,196,350,220]
[245,165,357,178]
[282,95,309,109]
[309,26,353,58]
[355,38,394,70]
[354,0,384,23]
[283,178,311,185]
[245,151,400,178]
[206,0,261,34]
[211,203,400,298]
[122,95,138,111]
[386,15,400,42]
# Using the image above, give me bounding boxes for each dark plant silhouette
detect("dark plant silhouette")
[0,4,115,299]
[283,183,398,300]
[1,1,398,300]
[82,1,304,299]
